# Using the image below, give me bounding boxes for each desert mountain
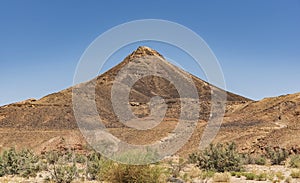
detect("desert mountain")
[0,46,299,155]
[0,46,248,130]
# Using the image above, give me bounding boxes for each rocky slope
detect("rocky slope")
[0,46,299,155]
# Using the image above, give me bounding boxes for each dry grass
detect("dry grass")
[291,168,300,178]
[213,172,231,182]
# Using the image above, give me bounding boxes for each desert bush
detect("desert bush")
[86,151,102,180]
[241,153,267,165]
[0,147,168,182]
[98,159,168,183]
[168,157,186,178]
[255,156,267,165]
[275,171,285,181]
[0,156,4,177]
[188,153,198,164]
[1,148,19,175]
[289,154,300,168]
[266,147,289,165]
[256,172,267,181]
[266,172,275,182]
[243,172,257,180]
[49,162,77,183]
[112,148,159,165]
[44,151,60,165]
[238,172,268,181]
[240,153,253,164]
[291,169,300,178]
[213,172,231,182]
[0,148,41,178]
[237,172,271,181]
[45,151,78,183]
[79,149,169,183]
[42,149,168,182]
[75,154,86,164]
[192,142,243,172]
[17,149,41,178]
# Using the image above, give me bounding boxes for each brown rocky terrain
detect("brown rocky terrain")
[0,46,299,156]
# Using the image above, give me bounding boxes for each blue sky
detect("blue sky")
[0,0,300,105]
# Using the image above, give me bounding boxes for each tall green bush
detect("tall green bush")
[190,142,243,172]
[45,150,78,183]
[265,147,289,165]
[0,148,41,177]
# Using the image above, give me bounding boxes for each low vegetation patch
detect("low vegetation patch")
[291,169,300,178]
[243,172,257,180]
[0,148,170,183]
[231,170,288,182]
[289,155,300,168]
[256,172,268,181]
[1,143,299,182]
[212,172,231,182]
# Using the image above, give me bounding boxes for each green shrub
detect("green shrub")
[255,156,267,165]
[241,154,266,165]
[44,151,60,165]
[86,152,102,180]
[231,171,242,178]
[45,151,78,183]
[18,149,41,178]
[266,147,289,165]
[168,158,186,178]
[188,153,198,164]
[256,172,267,181]
[244,172,257,180]
[289,155,300,168]
[0,156,4,177]
[230,171,236,176]
[0,148,41,178]
[1,148,19,175]
[241,153,254,165]
[241,172,268,181]
[192,142,243,172]
[75,154,86,164]
[50,163,77,183]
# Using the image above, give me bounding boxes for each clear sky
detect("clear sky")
[0,0,300,106]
